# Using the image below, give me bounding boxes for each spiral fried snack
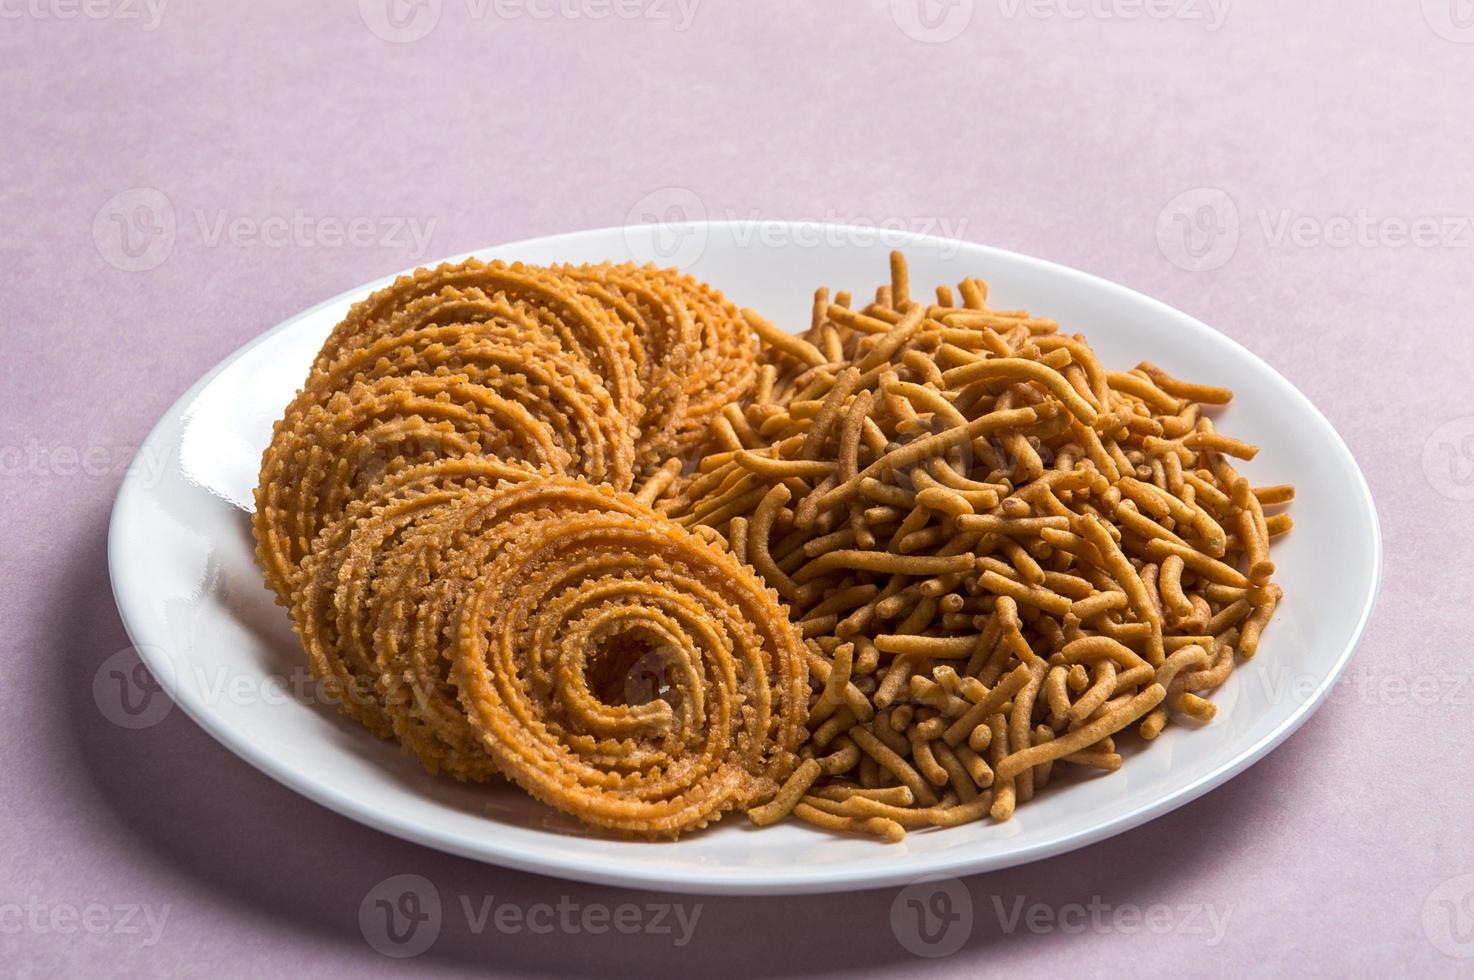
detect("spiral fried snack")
[298,311,634,490]
[291,457,541,741]
[421,478,809,837]
[557,263,696,473]
[254,372,572,604]
[313,258,644,426]
[366,477,661,780]
[658,252,1293,839]
[638,267,759,455]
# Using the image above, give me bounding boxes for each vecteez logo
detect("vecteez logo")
[359,0,443,42]
[357,876,704,957]
[890,876,973,957]
[891,0,976,42]
[1424,874,1474,958]
[92,646,173,730]
[1156,187,1240,272]
[1424,417,1474,501]
[1423,0,1474,43]
[359,874,443,958]
[624,186,710,268]
[93,188,176,273]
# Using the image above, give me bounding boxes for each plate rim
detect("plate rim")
[107,221,1383,895]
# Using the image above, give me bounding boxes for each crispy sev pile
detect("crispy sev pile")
[658,252,1293,840]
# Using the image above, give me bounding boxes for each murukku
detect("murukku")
[636,266,759,455]
[366,477,661,781]
[297,315,634,489]
[291,457,542,741]
[253,372,571,604]
[558,263,697,473]
[426,483,807,837]
[313,259,644,425]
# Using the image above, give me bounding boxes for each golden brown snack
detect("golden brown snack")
[366,477,661,781]
[637,266,758,456]
[291,457,542,740]
[254,372,570,604]
[254,250,1290,844]
[300,313,634,490]
[658,251,1293,839]
[443,480,809,838]
[313,259,644,426]
[558,263,696,474]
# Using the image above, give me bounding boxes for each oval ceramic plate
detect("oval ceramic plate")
[108,222,1380,896]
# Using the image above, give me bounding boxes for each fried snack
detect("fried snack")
[558,263,697,473]
[661,252,1293,840]
[297,299,635,490]
[291,457,542,741]
[637,267,759,455]
[437,479,808,837]
[253,372,573,605]
[313,258,644,426]
[367,477,661,781]
[257,249,1290,844]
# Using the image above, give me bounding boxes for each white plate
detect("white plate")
[108,222,1380,896]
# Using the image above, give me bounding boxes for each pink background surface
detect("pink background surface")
[2,1,1470,976]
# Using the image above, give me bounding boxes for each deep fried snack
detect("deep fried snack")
[257,248,1291,844]
[447,483,808,838]
[291,457,542,741]
[668,251,1293,840]
[298,300,634,490]
[637,267,759,455]
[559,263,697,473]
[366,477,660,781]
[253,373,572,604]
[313,259,644,425]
